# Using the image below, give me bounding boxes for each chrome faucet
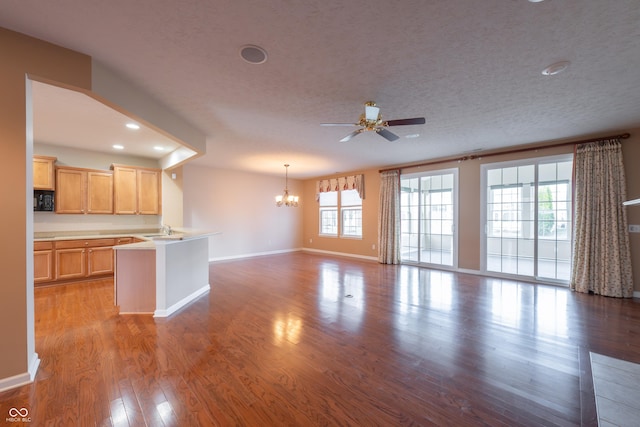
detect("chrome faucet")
[162,224,172,235]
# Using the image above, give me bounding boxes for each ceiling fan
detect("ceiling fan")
[321,101,425,142]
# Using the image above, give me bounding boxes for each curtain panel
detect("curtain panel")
[378,170,401,264]
[571,139,634,297]
[316,174,364,200]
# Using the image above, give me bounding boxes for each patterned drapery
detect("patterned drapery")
[378,170,401,264]
[570,139,634,297]
[316,174,364,200]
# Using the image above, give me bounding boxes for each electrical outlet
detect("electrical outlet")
[629,225,640,233]
[309,238,313,243]
[372,244,376,250]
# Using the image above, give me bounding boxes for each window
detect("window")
[319,189,362,238]
[319,191,338,235]
[341,189,362,237]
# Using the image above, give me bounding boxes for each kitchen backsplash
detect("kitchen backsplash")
[33,212,161,233]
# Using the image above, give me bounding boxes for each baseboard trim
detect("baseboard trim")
[29,353,40,381]
[154,284,210,318]
[302,248,378,262]
[0,352,40,393]
[209,248,302,262]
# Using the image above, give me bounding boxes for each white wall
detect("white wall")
[183,164,303,260]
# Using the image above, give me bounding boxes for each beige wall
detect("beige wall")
[0,27,92,386]
[302,169,380,259]
[302,132,640,291]
[183,164,304,260]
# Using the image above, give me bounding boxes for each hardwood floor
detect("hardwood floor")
[2,252,640,426]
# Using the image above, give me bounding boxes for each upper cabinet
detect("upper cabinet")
[33,156,161,216]
[33,155,57,190]
[112,165,161,215]
[56,167,113,214]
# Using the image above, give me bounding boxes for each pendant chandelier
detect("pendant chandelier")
[275,164,299,207]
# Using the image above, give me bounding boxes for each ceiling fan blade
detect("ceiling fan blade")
[321,123,358,127]
[340,129,364,142]
[386,117,426,126]
[376,128,400,142]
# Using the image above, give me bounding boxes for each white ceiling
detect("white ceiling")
[3,0,640,179]
[31,82,183,160]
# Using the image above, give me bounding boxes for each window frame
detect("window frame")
[318,189,363,239]
[480,154,573,284]
[400,168,459,268]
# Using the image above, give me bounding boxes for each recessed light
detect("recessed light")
[126,123,140,130]
[239,45,268,64]
[153,146,165,151]
[542,61,570,76]
[406,134,420,139]
[528,0,544,3]
[113,144,124,150]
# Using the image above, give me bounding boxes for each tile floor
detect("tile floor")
[591,352,640,426]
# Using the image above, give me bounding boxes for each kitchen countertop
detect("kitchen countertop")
[34,229,220,248]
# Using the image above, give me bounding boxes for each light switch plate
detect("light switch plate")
[629,224,640,233]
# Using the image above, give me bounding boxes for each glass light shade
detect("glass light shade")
[275,164,299,207]
[365,105,380,121]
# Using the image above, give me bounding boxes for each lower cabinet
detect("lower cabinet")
[34,241,54,283]
[55,239,115,281]
[34,236,140,286]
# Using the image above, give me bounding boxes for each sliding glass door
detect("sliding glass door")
[400,169,458,268]
[482,155,573,282]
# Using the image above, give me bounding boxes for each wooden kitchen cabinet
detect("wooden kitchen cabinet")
[54,238,116,281]
[34,241,54,283]
[35,236,139,286]
[33,156,57,190]
[87,246,115,276]
[55,246,86,280]
[112,165,161,215]
[56,167,113,214]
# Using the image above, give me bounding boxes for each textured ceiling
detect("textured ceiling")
[2,0,640,178]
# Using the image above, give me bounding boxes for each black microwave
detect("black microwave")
[34,190,55,212]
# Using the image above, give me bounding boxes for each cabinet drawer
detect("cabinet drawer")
[55,238,116,249]
[34,241,53,251]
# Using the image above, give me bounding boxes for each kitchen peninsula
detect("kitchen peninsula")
[114,229,219,317]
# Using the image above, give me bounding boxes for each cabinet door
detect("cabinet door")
[56,168,86,214]
[113,166,138,214]
[87,246,114,276]
[33,156,56,190]
[87,171,113,214]
[34,250,54,283]
[138,169,161,215]
[56,248,86,280]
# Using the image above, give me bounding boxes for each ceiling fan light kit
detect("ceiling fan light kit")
[321,101,425,143]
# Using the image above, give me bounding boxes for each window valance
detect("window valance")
[316,174,364,200]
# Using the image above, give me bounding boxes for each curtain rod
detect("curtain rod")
[378,132,631,173]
